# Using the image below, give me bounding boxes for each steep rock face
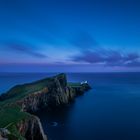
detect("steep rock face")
[17,116,47,140]
[17,73,90,113]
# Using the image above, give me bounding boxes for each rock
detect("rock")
[17,116,47,140]
[0,128,10,140]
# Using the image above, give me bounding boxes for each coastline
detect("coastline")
[0,73,91,140]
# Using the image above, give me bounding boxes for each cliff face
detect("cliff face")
[17,116,47,140]
[17,73,91,113]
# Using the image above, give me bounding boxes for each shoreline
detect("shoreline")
[0,73,91,140]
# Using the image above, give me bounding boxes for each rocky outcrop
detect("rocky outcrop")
[17,116,47,140]
[17,73,91,113]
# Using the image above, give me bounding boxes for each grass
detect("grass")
[68,82,82,87]
[0,105,30,128]
[7,125,25,140]
[0,104,30,140]
[0,76,53,107]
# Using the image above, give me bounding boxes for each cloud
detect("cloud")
[69,30,140,68]
[73,50,104,63]
[5,42,47,58]
[70,31,99,49]
[71,49,140,67]
[125,60,140,67]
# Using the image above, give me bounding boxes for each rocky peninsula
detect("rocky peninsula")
[0,73,91,140]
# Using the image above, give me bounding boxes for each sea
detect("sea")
[0,72,140,140]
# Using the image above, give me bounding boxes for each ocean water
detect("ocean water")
[0,73,140,140]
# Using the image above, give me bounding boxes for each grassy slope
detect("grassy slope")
[0,104,30,140]
[0,105,29,127]
[0,77,52,139]
[0,76,53,104]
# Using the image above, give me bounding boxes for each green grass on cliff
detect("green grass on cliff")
[0,77,48,132]
[68,82,82,87]
[0,105,29,128]
[0,73,67,107]
[0,81,47,103]
[0,104,30,140]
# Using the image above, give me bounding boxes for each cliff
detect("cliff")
[0,116,47,140]
[0,73,91,140]
[17,73,90,113]
[17,115,47,140]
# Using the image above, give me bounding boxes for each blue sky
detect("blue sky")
[0,0,140,72]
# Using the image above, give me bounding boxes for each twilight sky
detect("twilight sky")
[0,0,140,72]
